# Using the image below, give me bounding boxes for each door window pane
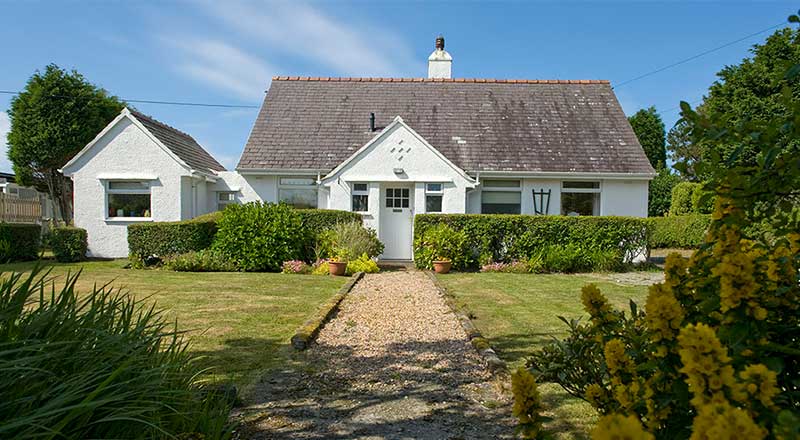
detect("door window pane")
[561,192,599,216]
[481,191,521,214]
[108,193,151,218]
[386,188,410,209]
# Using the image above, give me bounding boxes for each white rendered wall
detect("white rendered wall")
[600,179,649,217]
[210,172,278,206]
[69,118,193,258]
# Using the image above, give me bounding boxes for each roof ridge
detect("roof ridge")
[128,109,196,140]
[271,76,610,84]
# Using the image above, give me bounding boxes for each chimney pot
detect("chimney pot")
[435,35,445,50]
[427,34,452,79]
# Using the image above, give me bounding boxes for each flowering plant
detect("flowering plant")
[281,260,310,274]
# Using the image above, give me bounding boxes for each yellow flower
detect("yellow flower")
[582,284,617,326]
[511,367,545,439]
[585,383,606,408]
[739,364,779,409]
[645,283,685,342]
[591,414,654,440]
[690,402,766,440]
[604,339,633,375]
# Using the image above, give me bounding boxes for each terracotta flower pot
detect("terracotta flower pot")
[433,260,452,274]
[328,261,348,276]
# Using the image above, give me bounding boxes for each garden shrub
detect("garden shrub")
[414,223,472,270]
[281,260,311,274]
[0,268,232,439]
[128,216,218,264]
[646,214,711,249]
[316,221,383,261]
[212,202,306,272]
[51,227,87,262]
[298,209,362,260]
[163,250,237,272]
[414,214,648,269]
[480,260,529,273]
[346,254,380,274]
[690,184,715,214]
[311,259,329,275]
[0,223,41,262]
[668,181,700,215]
[648,168,681,217]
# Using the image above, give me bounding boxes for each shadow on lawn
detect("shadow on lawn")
[231,338,515,440]
[488,332,562,366]
[192,337,288,387]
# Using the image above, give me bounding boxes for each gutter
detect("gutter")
[467,170,657,180]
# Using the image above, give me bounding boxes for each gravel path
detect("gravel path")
[235,270,514,439]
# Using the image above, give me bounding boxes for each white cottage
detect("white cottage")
[63,36,655,259]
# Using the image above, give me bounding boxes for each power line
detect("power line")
[0,90,259,109]
[614,22,787,89]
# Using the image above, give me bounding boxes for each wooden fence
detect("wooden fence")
[0,193,43,224]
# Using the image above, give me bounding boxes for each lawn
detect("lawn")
[436,271,655,439]
[0,259,347,394]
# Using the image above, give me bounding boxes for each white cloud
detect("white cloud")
[197,1,418,77]
[0,112,12,173]
[162,38,275,101]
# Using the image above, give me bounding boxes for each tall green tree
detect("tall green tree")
[628,106,666,170]
[7,65,124,223]
[674,26,800,181]
[666,120,700,181]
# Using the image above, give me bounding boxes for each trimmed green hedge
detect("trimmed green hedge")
[647,214,712,249]
[297,209,362,232]
[0,223,41,262]
[51,227,88,262]
[413,214,649,269]
[128,215,218,262]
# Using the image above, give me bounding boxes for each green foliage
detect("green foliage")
[163,250,237,272]
[415,214,649,269]
[316,222,383,261]
[311,260,330,275]
[669,181,699,216]
[414,223,472,270]
[675,26,800,181]
[690,184,715,214]
[128,217,218,264]
[648,168,682,217]
[7,64,124,222]
[666,120,700,181]
[297,209,362,260]
[346,254,380,274]
[212,202,306,272]
[0,223,41,262]
[0,268,233,439]
[50,227,87,262]
[628,106,666,170]
[646,214,711,249]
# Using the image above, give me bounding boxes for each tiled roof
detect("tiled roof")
[238,78,655,175]
[129,110,225,174]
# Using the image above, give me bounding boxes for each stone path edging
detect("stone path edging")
[423,270,509,376]
[290,272,364,350]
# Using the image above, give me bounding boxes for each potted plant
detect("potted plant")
[328,248,349,276]
[432,256,452,274]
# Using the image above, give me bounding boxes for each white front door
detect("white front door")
[380,185,414,260]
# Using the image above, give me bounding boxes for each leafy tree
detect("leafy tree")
[628,106,666,170]
[7,65,124,223]
[673,26,800,181]
[666,120,700,181]
[648,168,681,217]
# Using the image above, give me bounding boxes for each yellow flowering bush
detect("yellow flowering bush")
[511,367,550,439]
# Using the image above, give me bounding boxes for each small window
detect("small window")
[106,180,151,218]
[385,188,410,208]
[481,179,522,214]
[561,181,600,216]
[217,191,237,211]
[278,176,317,209]
[425,183,443,213]
[352,183,369,212]
[482,179,520,188]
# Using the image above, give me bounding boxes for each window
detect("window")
[425,183,443,213]
[385,188,409,208]
[106,180,151,218]
[481,179,521,214]
[217,191,237,211]
[351,183,369,212]
[278,177,317,209]
[561,181,600,216]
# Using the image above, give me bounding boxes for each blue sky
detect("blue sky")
[0,1,794,173]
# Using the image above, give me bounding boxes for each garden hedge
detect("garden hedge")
[297,209,362,232]
[0,223,41,262]
[128,215,218,263]
[646,214,711,249]
[413,214,649,268]
[51,227,88,262]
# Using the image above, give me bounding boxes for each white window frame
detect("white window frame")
[217,191,237,211]
[278,176,318,209]
[480,179,522,214]
[351,183,369,213]
[425,183,443,213]
[560,181,601,216]
[104,180,153,221]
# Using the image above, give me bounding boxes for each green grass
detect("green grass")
[0,259,346,394]
[436,272,652,439]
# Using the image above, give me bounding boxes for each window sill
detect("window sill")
[104,217,154,223]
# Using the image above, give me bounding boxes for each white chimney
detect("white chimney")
[427,35,452,79]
